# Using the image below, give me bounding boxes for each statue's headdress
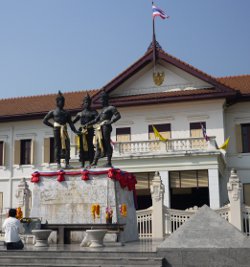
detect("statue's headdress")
[83,93,91,103]
[56,90,65,103]
[101,91,109,102]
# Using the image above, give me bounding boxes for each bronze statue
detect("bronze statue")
[43,91,80,169]
[85,91,121,167]
[73,94,98,168]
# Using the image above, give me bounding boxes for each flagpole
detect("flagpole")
[152,1,156,73]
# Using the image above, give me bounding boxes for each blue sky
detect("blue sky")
[0,0,249,99]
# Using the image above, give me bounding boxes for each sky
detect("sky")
[0,0,249,99]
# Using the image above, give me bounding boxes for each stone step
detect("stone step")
[0,255,163,266]
[0,263,162,267]
[0,251,158,258]
[0,255,162,266]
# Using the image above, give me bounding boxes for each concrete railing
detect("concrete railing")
[113,136,218,156]
[242,206,250,236]
[136,169,248,239]
[136,207,153,239]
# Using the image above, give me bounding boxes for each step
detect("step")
[0,265,161,267]
[0,256,162,264]
[0,251,158,258]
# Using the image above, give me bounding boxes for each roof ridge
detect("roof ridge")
[217,74,250,79]
[0,88,99,102]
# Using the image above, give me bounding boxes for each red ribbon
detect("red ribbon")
[31,172,40,183]
[81,170,89,181]
[57,170,65,182]
[30,168,137,191]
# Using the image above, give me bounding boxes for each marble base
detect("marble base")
[30,168,138,243]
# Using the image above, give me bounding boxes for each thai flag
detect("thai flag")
[152,4,169,19]
[201,123,209,142]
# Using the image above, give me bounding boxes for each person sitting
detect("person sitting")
[2,208,24,250]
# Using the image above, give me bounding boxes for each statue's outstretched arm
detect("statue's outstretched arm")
[43,111,54,128]
[85,114,100,127]
[72,113,80,124]
[68,114,81,135]
[110,110,121,124]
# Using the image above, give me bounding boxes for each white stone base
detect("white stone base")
[30,168,138,243]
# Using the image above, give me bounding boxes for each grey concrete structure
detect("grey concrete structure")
[157,205,250,267]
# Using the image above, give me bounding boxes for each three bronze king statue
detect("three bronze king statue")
[43,90,121,169]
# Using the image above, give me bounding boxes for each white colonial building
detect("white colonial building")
[0,43,250,231]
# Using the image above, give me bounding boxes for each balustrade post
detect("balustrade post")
[15,178,31,218]
[150,171,165,239]
[227,169,243,231]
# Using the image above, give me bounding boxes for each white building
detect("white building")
[0,43,250,215]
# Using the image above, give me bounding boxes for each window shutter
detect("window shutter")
[2,141,6,166]
[235,124,242,153]
[0,192,3,211]
[14,140,21,165]
[44,138,50,163]
[30,139,34,165]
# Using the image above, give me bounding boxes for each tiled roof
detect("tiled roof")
[217,75,250,95]
[0,89,98,121]
[92,46,237,104]
[0,43,249,121]
[106,88,231,107]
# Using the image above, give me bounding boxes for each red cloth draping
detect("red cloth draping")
[30,168,137,191]
[31,171,40,183]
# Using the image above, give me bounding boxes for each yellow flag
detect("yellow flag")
[219,137,230,150]
[152,125,167,142]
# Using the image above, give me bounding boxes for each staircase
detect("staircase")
[0,249,164,267]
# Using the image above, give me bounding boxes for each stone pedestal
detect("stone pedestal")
[85,229,107,247]
[32,229,52,247]
[30,168,138,242]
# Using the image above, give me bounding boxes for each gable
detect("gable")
[110,61,213,98]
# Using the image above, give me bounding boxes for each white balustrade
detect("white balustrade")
[215,205,230,221]
[136,207,153,239]
[136,204,233,238]
[242,206,250,236]
[115,137,216,156]
[165,208,196,233]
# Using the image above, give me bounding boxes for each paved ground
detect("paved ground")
[0,238,163,252]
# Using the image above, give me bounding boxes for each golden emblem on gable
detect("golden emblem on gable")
[153,71,165,86]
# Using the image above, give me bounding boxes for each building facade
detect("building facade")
[0,44,250,215]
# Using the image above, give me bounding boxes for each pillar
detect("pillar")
[15,178,31,218]
[159,170,170,207]
[208,168,220,209]
[227,169,243,231]
[150,171,165,239]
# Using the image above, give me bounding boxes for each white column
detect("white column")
[150,172,165,239]
[208,168,220,209]
[227,169,243,231]
[159,170,170,207]
[15,178,32,217]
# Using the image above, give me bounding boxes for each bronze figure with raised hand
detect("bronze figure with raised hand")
[73,94,98,168]
[85,91,121,167]
[43,91,80,169]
